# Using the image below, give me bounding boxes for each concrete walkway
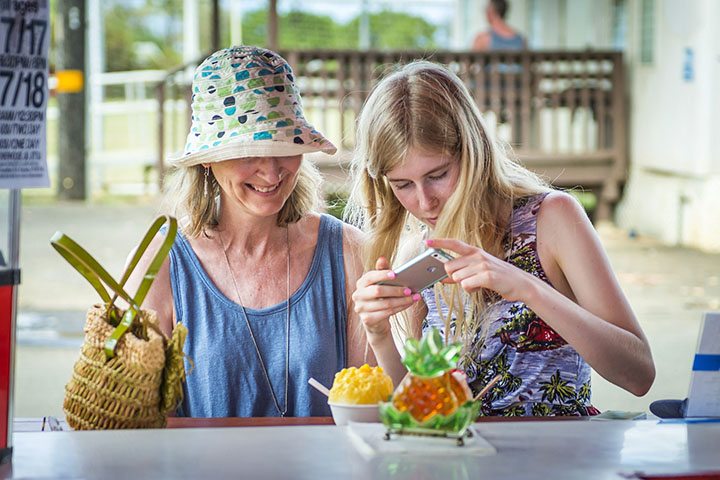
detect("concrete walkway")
[11,200,720,416]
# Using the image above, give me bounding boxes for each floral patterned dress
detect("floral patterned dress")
[422,193,600,416]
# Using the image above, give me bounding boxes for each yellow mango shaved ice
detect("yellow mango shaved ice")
[328,364,393,405]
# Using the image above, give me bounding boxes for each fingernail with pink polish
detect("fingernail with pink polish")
[412,293,421,301]
[425,239,434,246]
[387,271,396,279]
[403,288,412,296]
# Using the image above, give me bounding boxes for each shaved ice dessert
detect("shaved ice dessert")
[328,364,393,405]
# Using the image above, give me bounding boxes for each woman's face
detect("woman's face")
[209,155,303,220]
[385,147,460,227]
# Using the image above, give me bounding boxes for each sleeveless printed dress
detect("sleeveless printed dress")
[422,193,600,416]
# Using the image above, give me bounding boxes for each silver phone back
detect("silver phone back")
[380,248,453,293]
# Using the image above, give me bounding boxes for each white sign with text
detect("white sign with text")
[0,0,50,189]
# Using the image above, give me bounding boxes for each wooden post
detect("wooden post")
[268,0,278,50]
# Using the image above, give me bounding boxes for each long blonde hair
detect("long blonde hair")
[163,159,323,238]
[346,60,549,341]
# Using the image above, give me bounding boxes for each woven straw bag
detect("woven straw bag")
[51,216,187,430]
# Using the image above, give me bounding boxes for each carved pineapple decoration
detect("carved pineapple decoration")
[380,328,478,434]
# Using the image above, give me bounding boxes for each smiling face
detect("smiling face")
[209,155,303,220]
[385,147,460,227]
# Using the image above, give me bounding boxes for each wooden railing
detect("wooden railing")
[156,50,627,220]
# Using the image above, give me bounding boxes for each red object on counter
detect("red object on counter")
[628,472,720,480]
[0,283,14,461]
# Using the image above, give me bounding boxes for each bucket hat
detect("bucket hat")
[168,46,336,167]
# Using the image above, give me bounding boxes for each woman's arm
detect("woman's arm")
[342,224,377,368]
[430,192,655,396]
[351,254,429,386]
[532,192,655,395]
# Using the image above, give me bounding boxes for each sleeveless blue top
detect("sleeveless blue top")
[490,29,525,50]
[169,214,348,417]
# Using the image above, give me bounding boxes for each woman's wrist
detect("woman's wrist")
[519,271,547,308]
[365,325,393,349]
[366,330,406,386]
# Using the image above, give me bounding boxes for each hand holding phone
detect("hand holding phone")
[378,248,454,293]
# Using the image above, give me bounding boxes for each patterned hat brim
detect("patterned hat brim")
[168,134,337,167]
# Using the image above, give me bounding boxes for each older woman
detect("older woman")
[128,46,369,418]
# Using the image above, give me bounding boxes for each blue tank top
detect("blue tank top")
[169,214,348,417]
[490,29,525,50]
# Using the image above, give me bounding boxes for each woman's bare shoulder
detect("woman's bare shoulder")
[536,190,602,266]
[341,221,366,248]
[292,213,322,246]
[537,190,587,226]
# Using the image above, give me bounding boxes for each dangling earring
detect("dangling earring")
[203,166,209,197]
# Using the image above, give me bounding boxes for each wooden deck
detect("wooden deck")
[157,49,627,220]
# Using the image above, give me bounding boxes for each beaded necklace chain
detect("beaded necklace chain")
[219,227,290,417]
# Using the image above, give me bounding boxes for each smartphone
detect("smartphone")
[378,248,454,293]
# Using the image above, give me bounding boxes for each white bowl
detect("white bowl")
[328,402,380,425]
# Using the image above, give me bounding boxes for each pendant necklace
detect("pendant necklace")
[219,226,290,417]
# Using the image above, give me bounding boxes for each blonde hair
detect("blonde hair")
[163,159,324,238]
[346,60,549,342]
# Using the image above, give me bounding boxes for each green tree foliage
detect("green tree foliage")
[282,11,349,49]
[232,9,345,50]
[232,9,267,48]
[230,8,437,51]
[346,10,438,49]
[81,2,440,72]
[104,5,143,71]
[103,0,183,71]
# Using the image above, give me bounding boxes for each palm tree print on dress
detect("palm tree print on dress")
[539,370,577,403]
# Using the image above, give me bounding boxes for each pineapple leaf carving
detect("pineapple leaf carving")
[402,328,462,378]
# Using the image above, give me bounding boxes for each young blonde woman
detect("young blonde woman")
[346,61,655,416]
[127,46,370,418]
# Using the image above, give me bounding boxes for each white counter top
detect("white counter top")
[3,419,719,479]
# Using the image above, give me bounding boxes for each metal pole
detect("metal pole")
[230,0,243,46]
[183,0,200,64]
[57,0,87,200]
[8,192,19,271]
[359,0,370,50]
[87,0,104,195]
